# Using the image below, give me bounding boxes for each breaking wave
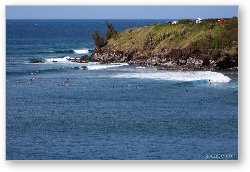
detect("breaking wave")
[86,63,129,70]
[111,71,231,83]
[53,48,93,54]
[72,49,90,54]
[32,48,93,55]
[44,56,72,63]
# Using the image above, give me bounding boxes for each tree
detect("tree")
[92,31,106,50]
[105,21,117,40]
[92,22,117,50]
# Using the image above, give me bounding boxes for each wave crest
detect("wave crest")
[73,49,90,54]
[111,71,231,83]
[86,63,129,70]
[44,56,71,63]
[35,48,93,55]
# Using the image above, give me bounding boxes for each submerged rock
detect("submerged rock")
[29,58,44,63]
[79,66,88,70]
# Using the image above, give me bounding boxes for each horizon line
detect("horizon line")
[6,17,237,20]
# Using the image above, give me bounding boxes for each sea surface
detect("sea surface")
[6,19,238,160]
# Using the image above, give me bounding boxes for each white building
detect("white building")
[172,21,178,24]
[196,18,202,24]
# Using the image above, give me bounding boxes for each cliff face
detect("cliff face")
[92,18,238,71]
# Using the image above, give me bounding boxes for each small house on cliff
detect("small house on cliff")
[217,19,225,23]
[172,21,178,24]
[195,18,202,24]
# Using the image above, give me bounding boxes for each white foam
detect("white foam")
[73,49,89,54]
[136,66,146,69]
[44,56,71,63]
[111,71,231,83]
[86,63,129,70]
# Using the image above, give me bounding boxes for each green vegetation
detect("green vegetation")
[92,21,117,50]
[92,31,106,50]
[106,17,238,56]
[105,21,118,40]
[178,19,193,24]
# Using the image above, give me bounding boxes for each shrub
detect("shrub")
[178,19,193,24]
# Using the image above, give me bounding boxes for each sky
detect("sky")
[6,6,238,19]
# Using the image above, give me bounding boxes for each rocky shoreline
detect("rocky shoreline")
[76,47,237,71]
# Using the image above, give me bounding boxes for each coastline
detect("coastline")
[88,17,238,72]
[66,56,238,72]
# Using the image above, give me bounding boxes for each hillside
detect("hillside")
[91,18,238,70]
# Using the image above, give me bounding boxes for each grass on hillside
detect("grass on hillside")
[107,17,238,55]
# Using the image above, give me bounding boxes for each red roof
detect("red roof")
[217,19,225,22]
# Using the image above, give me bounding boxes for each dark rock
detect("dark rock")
[202,58,210,66]
[216,56,236,69]
[79,66,88,70]
[80,55,91,62]
[90,47,237,71]
[211,51,221,61]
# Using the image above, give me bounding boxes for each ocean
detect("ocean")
[6,19,238,160]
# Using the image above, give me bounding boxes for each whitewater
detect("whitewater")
[110,71,231,83]
[29,56,232,83]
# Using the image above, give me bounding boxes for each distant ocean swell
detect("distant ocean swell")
[6,67,80,76]
[38,48,94,54]
[8,49,94,55]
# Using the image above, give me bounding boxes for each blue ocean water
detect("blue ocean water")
[6,19,238,160]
